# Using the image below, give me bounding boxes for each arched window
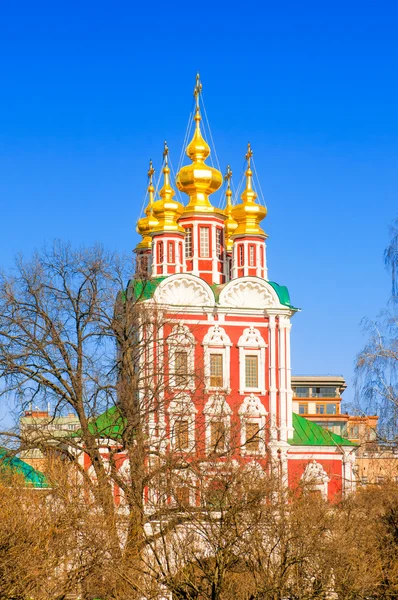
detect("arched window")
[158,241,164,263]
[238,394,268,456]
[203,325,232,392]
[167,324,196,390]
[237,326,267,394]
[203,394,232,455]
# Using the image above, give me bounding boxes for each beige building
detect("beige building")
[19,409,80,471]
[292,375,398,484]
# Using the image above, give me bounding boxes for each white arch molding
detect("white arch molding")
[153,273,215,307]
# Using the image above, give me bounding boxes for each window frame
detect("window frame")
[238,326,267,395]
[185,227,192,258]
[203,325,232,392]
[199,226,210,258]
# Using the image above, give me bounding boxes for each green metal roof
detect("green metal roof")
[289,413,356,447]
[83,406,125,440]
[268,281,298,310]
[0,449,49,488]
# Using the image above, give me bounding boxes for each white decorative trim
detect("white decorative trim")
[239,394,268,457]
[301,460,330,499]
[203,325,232,392]
[204,394,232,455]
[219,277,279,309]
[167,324,196,390]
[237,326,267,395]
[153,273,215,307]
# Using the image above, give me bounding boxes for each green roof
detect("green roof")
[127,277,167,301]
[84,406,125,440]
[268,281,297,309]
[0,449,49,488]
[289,413,356,447]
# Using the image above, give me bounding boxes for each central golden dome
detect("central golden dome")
[176,76,223,213]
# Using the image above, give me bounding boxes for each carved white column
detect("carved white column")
[263,241,268,280]
[268,315,277,441]
[278,316,287,441]
[285,322,294,439]
[231,241,238,279]
[211,224,218,283]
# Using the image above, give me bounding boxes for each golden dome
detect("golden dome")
[223,165,238,252]
[231,143,267,238]
[176,75,223,213]
[152,142,185,234]
[136,160,159,249]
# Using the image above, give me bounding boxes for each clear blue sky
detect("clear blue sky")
[0,0,397,408]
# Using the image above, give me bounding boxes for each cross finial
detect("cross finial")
[224,164,233,189]
[147,159,155,183]
[245,142,253,168]
[163,141,169,165]
[193,72,202,111]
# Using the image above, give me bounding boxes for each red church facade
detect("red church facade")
[93,77,356,504]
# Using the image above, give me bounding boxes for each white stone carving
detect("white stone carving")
[301,460,330,499]
[238,394,267,417]
[219,277,279,309]
[203,394,232,416]
[154,274,214,307]
[238,326,267,348]
[203,324,232,347]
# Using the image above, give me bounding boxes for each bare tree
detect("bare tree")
[355,218,398,441]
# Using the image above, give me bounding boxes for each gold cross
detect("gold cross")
[163,141,169,165]
[147,159,155,183]
[224,164,233,188]
[193,72,202,110]
[245,142,253,167]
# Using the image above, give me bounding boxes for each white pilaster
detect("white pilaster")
[268,315,277,441]
[278,316,287,441]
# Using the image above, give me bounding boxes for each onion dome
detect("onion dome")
[136,160,159,249]
[176,74,223,213]
[231,143,267,237]
[223,165,238,251]
[151,142,185,234]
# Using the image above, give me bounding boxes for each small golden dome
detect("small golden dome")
[231,143,267,238]
[136,160,159,249]
[152,142,185,234]
[176,75,223,213]
[223,165,238,252]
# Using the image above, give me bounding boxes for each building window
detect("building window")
[200,227,210,257]
[316,404,325,415]
[210,420,226,453]
[245,355,258,388]
[299,404,308,415]
[174,419,189,450]
[238,326,267,394]
[216,229,222,259]
[326,403,337,415]
[204,394,231,455]
[210,354,223,387]
[174,351,188,387]
[158,241,164,263]
[203,325,232,392]
[249,245,255,266]
[238,394,267,456]
[168,242,174,263]
[175,485,190,507]
[168,393,197,452]
[312,387,336,398]
[245,422,260,452]
[185,227,192,258]
[239,245,244,266]
[294,387,310,398]
[167,325,196,391]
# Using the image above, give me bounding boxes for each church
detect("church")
[126,76,356,502]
